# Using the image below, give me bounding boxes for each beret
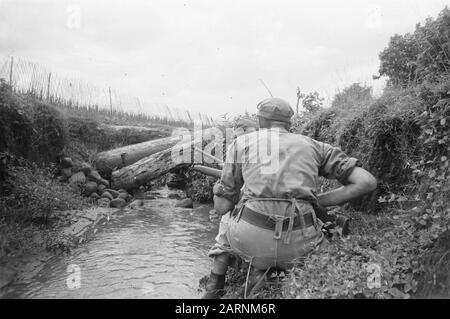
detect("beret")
[257,98,294,123]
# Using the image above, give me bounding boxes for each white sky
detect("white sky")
[0,0,448,116]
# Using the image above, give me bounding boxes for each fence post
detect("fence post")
[108,87,113,115]
[186,110,193,124]
[296,87,301,115]
[46,72,52,101]
[9,56,14,87]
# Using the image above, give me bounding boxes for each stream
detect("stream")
[6,199,218,299]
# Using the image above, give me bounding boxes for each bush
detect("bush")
[29,101,67,163]
[185,170,216,203]
[290,76,449,213]
[297,109,339,144]
[418,230,450,297]
[0,220,43,258]
[379,7,450,87]
[0,80,33,159]
[0,157,86,224]
[0,80,68,164]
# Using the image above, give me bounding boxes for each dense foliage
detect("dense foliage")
[0,155,86,224]
[331,83,373,110]
[299,91,324,114]
[379,7,450,87]
[220,9,450,299]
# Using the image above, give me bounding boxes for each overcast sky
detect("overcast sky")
[0,0,448,117]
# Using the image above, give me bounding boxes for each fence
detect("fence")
[0,55,216,127]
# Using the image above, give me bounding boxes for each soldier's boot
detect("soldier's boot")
[202,272,226,299]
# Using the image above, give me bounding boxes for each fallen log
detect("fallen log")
[111,128,225,190]
[95,127,225,176]
[111,145,184,190]
[95,134,183,176]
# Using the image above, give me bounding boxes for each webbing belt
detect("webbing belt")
[240,206,314,231]
[235,197,318,245]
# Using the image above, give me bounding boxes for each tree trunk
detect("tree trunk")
[95,134,182,175]
[110,128,225,190]
[95,127,223,176]
[111,145,184,190]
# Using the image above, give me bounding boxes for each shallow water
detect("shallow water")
[7,202,218,299]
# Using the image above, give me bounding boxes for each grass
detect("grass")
[0,155,90,258]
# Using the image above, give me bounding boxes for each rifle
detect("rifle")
[191,165,222,178]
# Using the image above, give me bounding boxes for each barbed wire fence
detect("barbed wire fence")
[0,55,216,127]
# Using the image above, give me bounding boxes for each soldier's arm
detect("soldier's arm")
[317,166,377,207]
[213,141,244,215]
[316,141,377,207]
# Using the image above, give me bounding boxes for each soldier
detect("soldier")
[203,97,377,299]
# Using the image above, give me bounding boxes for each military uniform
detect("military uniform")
[209,98,360,270]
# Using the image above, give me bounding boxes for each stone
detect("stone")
[101,191,114,201]
[97,197,111,208]
[80,162,92,174]
[87,169,102,183]
[71,161,83,173]
[61,157,73,168]
[175,198,193,208]
[118,189,128,194]
[90,192,100,200]
[69,172,86,185]
[83,181,98,196]
[99,178,110,187]
[117,192,129,201]
[128,199,143,209]
[97,184,106,194]
[110,198,127,208]
[61,167,72,179]
[105,189,120,198]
